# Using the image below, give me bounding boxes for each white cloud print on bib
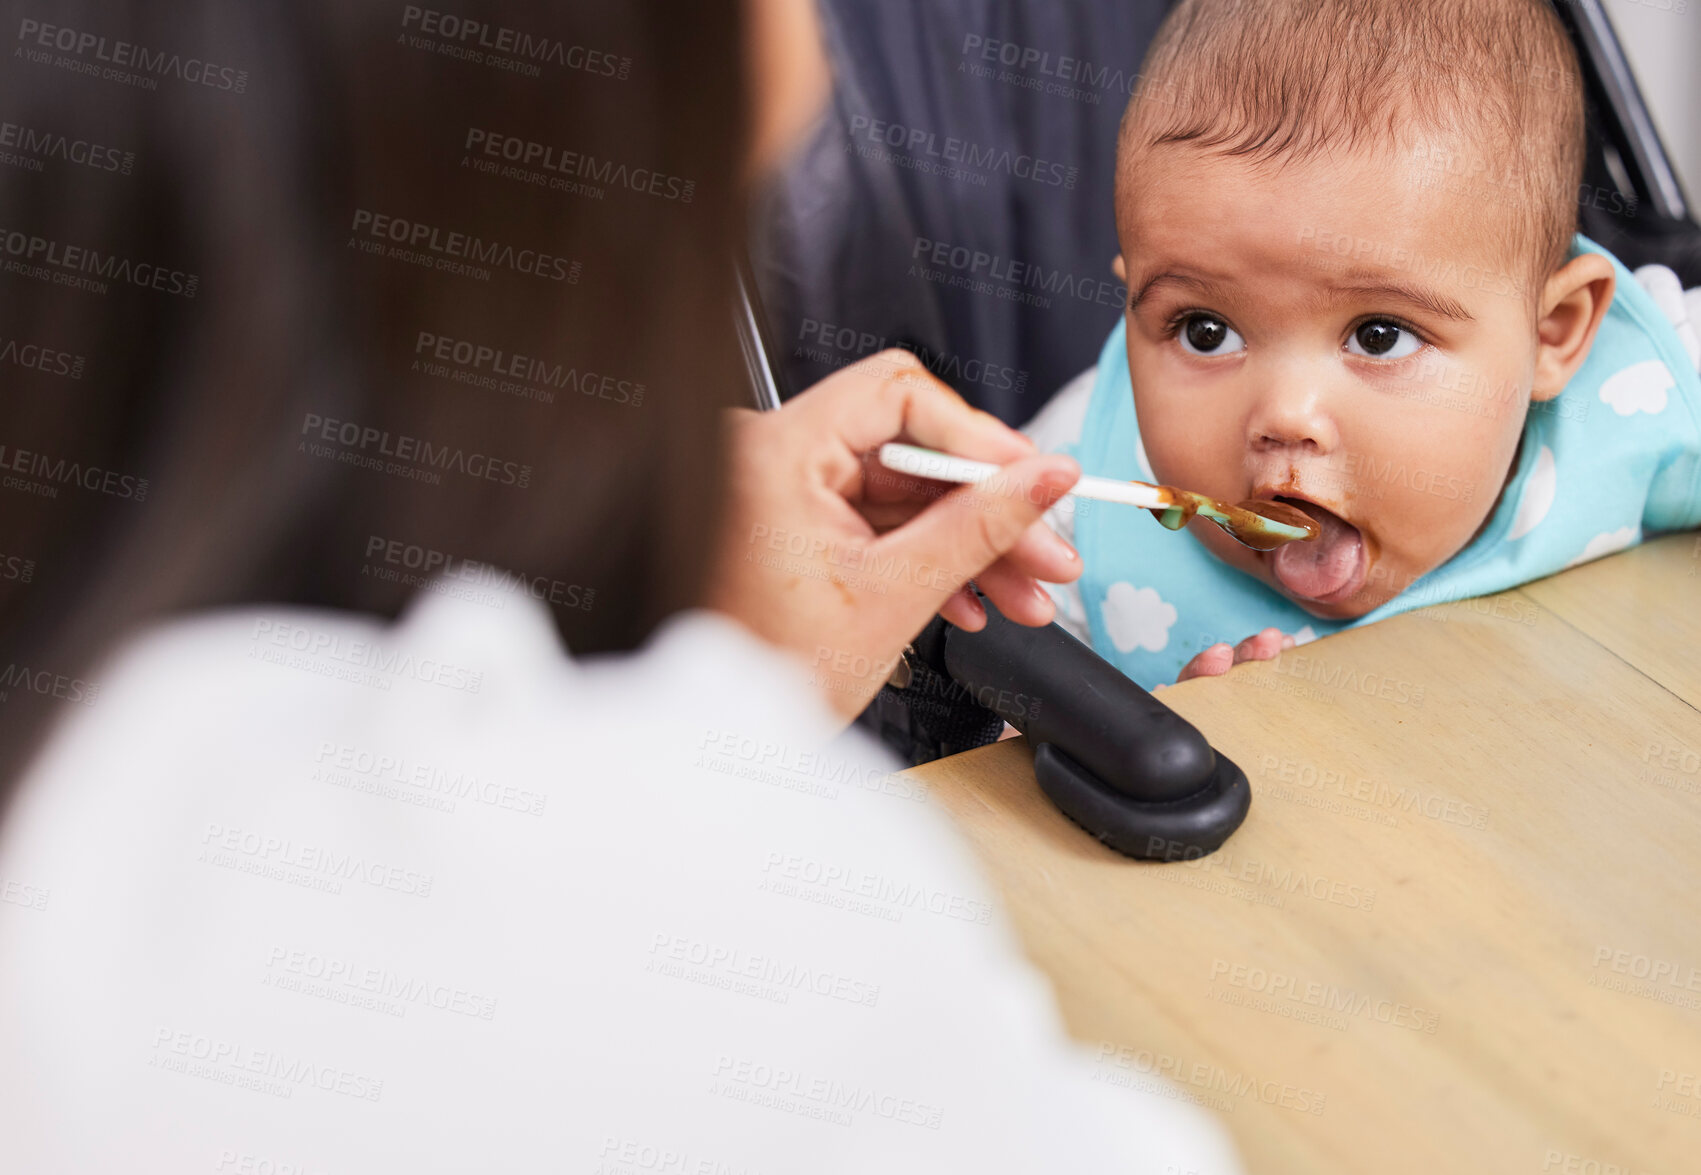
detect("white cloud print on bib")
[1568,525,1641,568]
[1102,582,1177,654]
[1508,351,1677,565]
[1507,444,1558,541]
[1598,358,1673,416]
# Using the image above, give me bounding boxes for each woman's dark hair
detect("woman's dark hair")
[0,0,749,793]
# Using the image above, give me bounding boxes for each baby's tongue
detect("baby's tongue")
[1269,502,1362,601]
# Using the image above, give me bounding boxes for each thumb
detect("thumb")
[878,452,1080,587]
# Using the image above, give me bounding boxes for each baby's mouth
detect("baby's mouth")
[1259,492,1366,604]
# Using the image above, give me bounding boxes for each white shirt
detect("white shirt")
[0,582,1243,1173]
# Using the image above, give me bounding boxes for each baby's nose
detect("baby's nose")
[1246,372,1339,454]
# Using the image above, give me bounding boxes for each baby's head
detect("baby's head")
[1114,0,1616,617]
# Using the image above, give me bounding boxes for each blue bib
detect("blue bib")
[1064,235,1701,690]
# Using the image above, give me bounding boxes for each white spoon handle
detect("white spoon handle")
[877,443,1170,510]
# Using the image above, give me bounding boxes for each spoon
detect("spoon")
[876,442,1319,551]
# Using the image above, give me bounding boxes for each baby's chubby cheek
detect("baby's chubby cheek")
[1312,402,1528,617]
[1329,426,1504,614]
[1336,350,1531,605]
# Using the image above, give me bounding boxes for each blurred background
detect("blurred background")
[1611,0,1700,202]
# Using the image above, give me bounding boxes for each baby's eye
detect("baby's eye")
[1177,314,1246,356]
[1346,319,1423,359]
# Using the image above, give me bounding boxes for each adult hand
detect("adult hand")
[709,350,1081,721]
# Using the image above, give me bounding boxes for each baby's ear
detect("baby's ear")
[1112,254,1127,283]
[1531,253,1615,402]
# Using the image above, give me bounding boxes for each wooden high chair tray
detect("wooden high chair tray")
[904,533,1701,1175]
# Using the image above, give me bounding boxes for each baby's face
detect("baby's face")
[1117,142,1546,618]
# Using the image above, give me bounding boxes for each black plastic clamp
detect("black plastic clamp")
[938,597,1251,860]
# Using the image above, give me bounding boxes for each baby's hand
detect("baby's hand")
[1171,627,1296,685]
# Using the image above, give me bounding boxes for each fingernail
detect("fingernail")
[1039,525,1079,563]
[1038,456,1080,494]
[955,587,986,629]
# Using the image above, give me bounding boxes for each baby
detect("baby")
[1030,0,1701,689]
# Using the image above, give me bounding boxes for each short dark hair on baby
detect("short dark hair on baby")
[1118,0,1586,286]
